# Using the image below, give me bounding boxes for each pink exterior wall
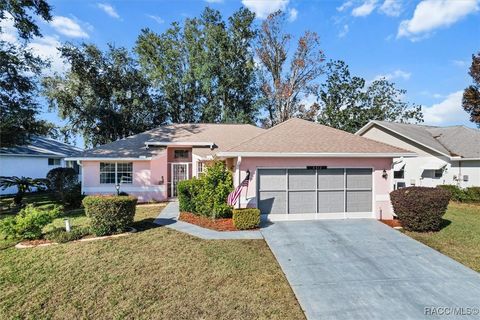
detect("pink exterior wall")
[81,153,168,202]
[235,157,395,219]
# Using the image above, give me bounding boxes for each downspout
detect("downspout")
[76,160,84,195]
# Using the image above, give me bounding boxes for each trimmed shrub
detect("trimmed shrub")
[437,185,480,202]
[232,208,260,230]
[0,204,62,240]
[178,178,202,212]
[44,227,90,243]
[194,161,233,219]
[46,168,78,202]
[437,185,468,202]
[82,195,137,236]
[390,187,451,232]
[177,161,234,219]
[465,187,480,202]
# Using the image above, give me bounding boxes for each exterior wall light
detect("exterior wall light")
[382,169,388,179]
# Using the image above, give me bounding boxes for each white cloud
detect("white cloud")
[337,1,353,12]
[0,14,18,43]
[423,91,468,125]
[147,15,164,24]
[373,69,411,82]
[241,0,289,19]
[29,35,66,74]
[0,14,66,74]
[288,8,298,22]
[97,3,120,19]
[352,0,378,17]
[452,59,467,67]
[398,0,479,39]
[338,24,349,38]
[51,16,89,38]
[379,0,402,17]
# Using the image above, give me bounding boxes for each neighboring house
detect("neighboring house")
[356,121,480,189]
[70,118,414,220]
[0,136,83,195]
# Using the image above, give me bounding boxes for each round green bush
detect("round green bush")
[232,208,260,230]
[82,195,137,236]
[390,187,451,232]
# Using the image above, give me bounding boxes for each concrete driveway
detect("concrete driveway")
[261,219,480,320]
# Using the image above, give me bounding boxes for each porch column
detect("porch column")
[236,156,242,209]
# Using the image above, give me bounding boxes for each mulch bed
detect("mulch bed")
[380,219,403,228]
[21,239,54,246]
[179,212,239,232]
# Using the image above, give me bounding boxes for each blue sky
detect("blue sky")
[2,0,479,147]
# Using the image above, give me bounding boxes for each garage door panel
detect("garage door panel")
[346,190,372,212]
[259,191,286,214]
[289,191,316,213]
[318,191,344,213]
[258,169,286,191]
[288,169,316,190]
[346,169,372,189]
[257,167,373,217]
[318,169,344,190]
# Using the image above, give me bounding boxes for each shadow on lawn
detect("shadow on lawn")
[131,218,168,232]
[439,218,452,230]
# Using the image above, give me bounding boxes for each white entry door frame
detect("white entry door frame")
[171,162,190,197]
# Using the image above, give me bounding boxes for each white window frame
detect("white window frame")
[100,162,133,185]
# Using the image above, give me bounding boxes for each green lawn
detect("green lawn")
[0,199,304,319]
[406,202,480,272]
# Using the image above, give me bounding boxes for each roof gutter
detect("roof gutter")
[216,152,417,158]
[65,157,152,161]
[145,141,215,149]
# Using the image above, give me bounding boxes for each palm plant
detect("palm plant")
[0,176,48,205]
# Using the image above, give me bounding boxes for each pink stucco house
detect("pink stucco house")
[68,118,414,220]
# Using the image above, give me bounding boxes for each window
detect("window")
[434,169,443,178]
[174,149,189,159]
[48,158,61,166]
[100,162,132,184]
[117,162,132,184]
[393,170,404,179]
[197,161,205,176]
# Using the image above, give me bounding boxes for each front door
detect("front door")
[171,163,189,197]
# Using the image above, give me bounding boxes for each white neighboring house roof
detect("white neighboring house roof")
[356,121,480,160]
[0,136,82,158]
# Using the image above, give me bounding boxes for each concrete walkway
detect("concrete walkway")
[261,219,480,320]
[153,202,263,240]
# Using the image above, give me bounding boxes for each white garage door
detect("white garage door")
[257,168,373,219]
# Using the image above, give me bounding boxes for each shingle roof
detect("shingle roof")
[0,136,82,157]
[367,121,480,158]
[222,118,412,155]
[76,123,265,159]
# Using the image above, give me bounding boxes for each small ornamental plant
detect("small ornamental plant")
[390,187,451,232]
[82,195,137,236]
[232,208,260,230]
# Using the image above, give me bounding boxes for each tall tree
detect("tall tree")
[462,52,480,127]
[135,7,258,124]
[317,60,423,133]
[256,10,325,127]
[42,43,166,147]
[0,0,54,147]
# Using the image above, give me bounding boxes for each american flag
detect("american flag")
[227,171,250,206]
